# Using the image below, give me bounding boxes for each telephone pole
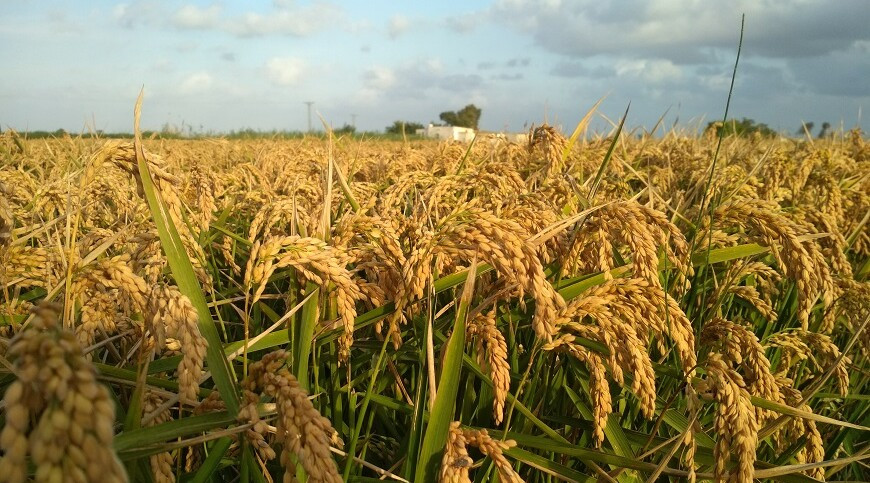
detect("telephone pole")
[304,101,314,133]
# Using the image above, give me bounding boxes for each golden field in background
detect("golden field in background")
[0,127,868,482]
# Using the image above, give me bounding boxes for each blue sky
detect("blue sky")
[2,0,868,134]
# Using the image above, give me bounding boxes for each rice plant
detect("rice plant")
[0,114,867,483]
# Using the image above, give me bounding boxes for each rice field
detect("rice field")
[0,119,867,482]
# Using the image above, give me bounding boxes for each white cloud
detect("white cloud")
[179,72,213,94]
[360,59,484,103]
[45,10,83,34]
[266,57,306,86]
[153,59,174,73]
[423,58,444,72]
[227,2,342,37]
[112,3,129,20]
[112,1,163,28]
[444,15,478,34]
[491,0,870,62]
[363,66,397,90]
[615,59,682,83]
[172,4,222,29]
[388,15,410,39]
[113,1,343,38]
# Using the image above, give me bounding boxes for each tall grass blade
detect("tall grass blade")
[562,95,606,161]
[293,283,320,389]
[133,90,240,414]
[415,256,479,482]
[189,437,233,483]
[588,103,630,199]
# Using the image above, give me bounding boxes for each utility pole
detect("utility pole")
[304,101,314,133]
[351,114,357,130]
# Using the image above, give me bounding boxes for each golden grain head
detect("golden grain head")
[0,303,127,483]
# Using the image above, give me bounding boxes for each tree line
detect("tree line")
[705,118,838,138]
[385,104,482,134]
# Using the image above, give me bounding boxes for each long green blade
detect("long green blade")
[133,91,240,414]
[415,257,479,482]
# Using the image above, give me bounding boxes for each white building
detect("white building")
[415,124,476,142]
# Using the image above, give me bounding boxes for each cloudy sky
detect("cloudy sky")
[2,0,869,134]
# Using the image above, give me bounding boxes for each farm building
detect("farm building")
[415,124,476,142]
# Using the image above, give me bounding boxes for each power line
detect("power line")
[304,101,314,133]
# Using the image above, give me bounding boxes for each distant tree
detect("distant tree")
[705,118,776,138]
[439,104,482,129]
[385,121,424,135]
[160,122,182,137]
[439,111,460,127]
[334,124,356,136]
[796,121,814,136]
[818,122,831,139]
